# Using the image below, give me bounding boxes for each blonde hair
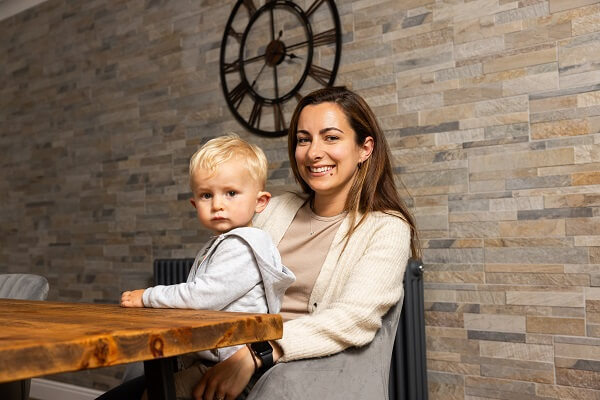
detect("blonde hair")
[189,133,268,191]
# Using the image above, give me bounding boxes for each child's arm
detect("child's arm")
[120,289,145,307]
[143,236,262,309]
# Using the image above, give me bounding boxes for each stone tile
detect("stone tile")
[428,359,480,375]
[443,86,502,106]
[573,12,600,37]
[573,171,600,185]
[506,291,585,307]
[487,272,590,286]
[549,0,600,13]
[536,383,600,399]
[560,71,600,90]
[469,147,574,173]
[530,94,578,113]
[454,19,523,46]
[578,91,600,108]
[498,220,566,237]
[556,368,600,390]
[484,47,556,74]
[485,263,564,273]
[455,36,504,60]
[479,341,554,362]
[464,313,526,332]
[480,362,554,384]
[468,330,526,343]
[503,70,559,96]
[475,95,529,116]
[531,118,591,139]
[504,22,571,49]
[566,217,600,235]
[527,316,586,335]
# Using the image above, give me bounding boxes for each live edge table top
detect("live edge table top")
[0,299,282,383]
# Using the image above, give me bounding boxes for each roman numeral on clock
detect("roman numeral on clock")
[308,65,332,86]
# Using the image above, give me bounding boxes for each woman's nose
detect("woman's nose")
[307,140,323,160]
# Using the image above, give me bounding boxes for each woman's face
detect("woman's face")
[294,102,373,201]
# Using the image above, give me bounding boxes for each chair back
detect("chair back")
[246,259,423,400]
[0,274,49,301]
[0,274,49,400]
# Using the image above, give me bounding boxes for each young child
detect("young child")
[120,134,295,399]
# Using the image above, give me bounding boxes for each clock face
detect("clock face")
[220,0,342,137]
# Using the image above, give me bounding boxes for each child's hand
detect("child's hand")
[120,289,145,307]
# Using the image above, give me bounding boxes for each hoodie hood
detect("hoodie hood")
[216,227,295,314]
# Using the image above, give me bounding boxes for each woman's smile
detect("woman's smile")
[307,165,335,174]
[294,102,372,215]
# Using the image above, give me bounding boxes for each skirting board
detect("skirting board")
[31,378,104,400]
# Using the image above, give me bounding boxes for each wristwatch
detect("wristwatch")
[250,341,274,371]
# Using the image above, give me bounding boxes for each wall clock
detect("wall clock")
[219,0,342,137]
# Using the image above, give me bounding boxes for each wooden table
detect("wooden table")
[0,299,282,399]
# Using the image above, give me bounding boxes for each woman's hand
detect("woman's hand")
[193,345,255,400]
[120,289,145,307]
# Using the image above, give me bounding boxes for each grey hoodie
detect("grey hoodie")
[143,227,295,362]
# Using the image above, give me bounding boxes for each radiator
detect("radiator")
[153,258,194,285]
[389,258,428,400]
[153,257,428,400]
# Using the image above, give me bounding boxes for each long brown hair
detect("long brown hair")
[288,87,420,258]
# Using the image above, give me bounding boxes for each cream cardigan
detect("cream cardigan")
[253,192,411,362]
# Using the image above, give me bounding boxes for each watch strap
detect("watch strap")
[250,341,274,371]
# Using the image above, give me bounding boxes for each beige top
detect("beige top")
[278,202,346,322]
[253,193,410,362]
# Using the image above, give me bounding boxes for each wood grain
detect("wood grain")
[0,299,282,383]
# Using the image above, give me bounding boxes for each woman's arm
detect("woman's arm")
[192,341,284,400]
[278,215,411,362]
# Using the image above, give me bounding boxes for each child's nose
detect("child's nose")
[212,196,224,210]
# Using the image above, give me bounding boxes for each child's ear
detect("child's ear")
[190,198,197,209]
[255,191,272,213]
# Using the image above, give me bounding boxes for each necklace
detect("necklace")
[310,216,315,235]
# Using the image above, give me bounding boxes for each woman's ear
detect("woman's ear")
[255,191,272,213]
[360,136,374,162]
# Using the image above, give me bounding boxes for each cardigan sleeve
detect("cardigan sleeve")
[276,215,411,362]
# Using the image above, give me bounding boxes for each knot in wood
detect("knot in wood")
[150,336,164,357]
[94,338,109,365]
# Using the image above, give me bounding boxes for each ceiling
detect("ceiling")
[0,0,48,21]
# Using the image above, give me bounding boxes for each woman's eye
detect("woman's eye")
[297,137,310,144]
[325,135,339,142]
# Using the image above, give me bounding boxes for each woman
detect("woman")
[193,87,419,400]
[98,86,418,400]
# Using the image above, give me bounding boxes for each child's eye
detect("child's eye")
[227,191,237,197]
[200,193,212,200]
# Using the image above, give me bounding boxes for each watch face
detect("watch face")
[220,0,342,137]
[251,341,273,355]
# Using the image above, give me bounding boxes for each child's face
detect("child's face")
[190,158,270,235]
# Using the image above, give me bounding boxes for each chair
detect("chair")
[0,274,50,400]
[146,258,428,399]
[245,259,426,400]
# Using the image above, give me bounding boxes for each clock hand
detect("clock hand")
[251,62,268,88]
[244,32,285,65]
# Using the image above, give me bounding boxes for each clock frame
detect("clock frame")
[219,0,342,137]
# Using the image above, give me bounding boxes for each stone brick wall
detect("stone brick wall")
[1,0,599,397]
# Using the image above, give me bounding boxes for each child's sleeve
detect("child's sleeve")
[142,236,261,309]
